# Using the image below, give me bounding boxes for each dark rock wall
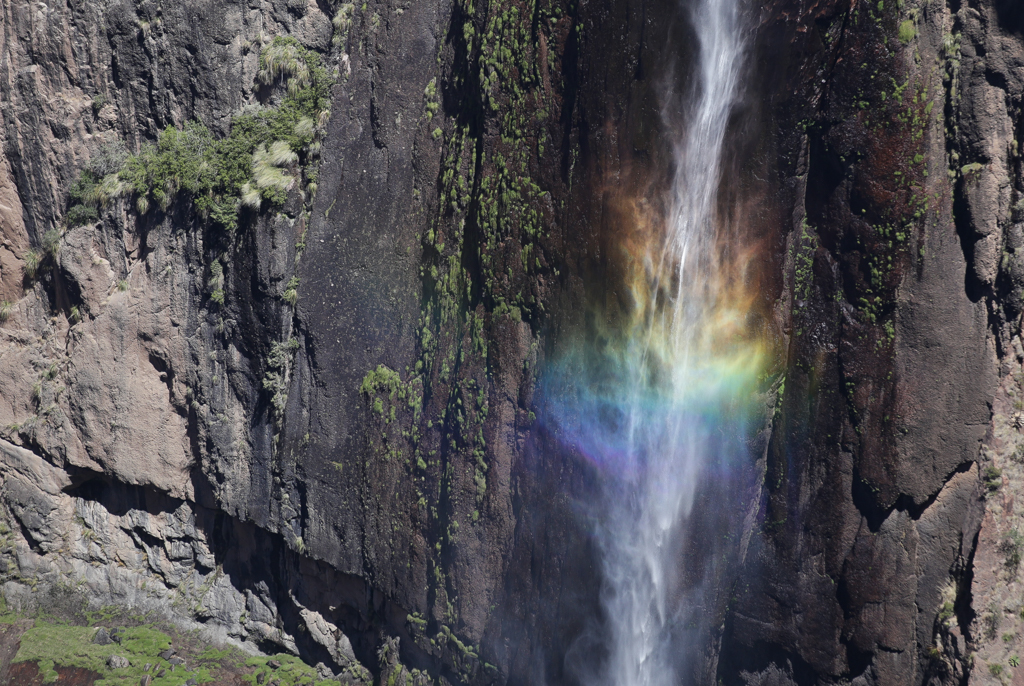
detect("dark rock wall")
[720,0,1024,685]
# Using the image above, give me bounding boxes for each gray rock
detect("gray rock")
[140,676,151,686]
[107,655,130,669]
[156,670,166,678]
[158,649,176,660]
[92,627,113,645]
[169,656,186,666]
[268,660,281,668]
[257,672,267,684]
[143,664,151,672]
[186,679,198,686]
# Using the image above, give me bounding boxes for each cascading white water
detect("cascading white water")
[597,1,747,684]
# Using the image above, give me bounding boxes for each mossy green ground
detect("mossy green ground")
[241,654,321,686]
[7,617,320,685]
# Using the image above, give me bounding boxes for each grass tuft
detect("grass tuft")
[42,228,61,256]
[293,117,314,139]
[258,40,311,95]
[332,4,355,45]
[283,276,299,306]
[23,250,41,280]
[110,37,329,232]
[898,19,916,44]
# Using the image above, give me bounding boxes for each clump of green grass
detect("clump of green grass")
[42,228,61,256]
[332,4,355,46]
[424,78,440,120]
[243,653,320,686]
[961,162,983,176]
[250,140,298,204]
[0,596,19,624]
[115,37,331,232]
[985,465,1003,492]
[208,260,226,305]
[1001,528,1024,571]
[121,121,216,214]
[0,300,12,323]
[66,204,98,227]
[283,276,299,306]
[263,338,300,412]
[66,141,130,226]
[898,19,916,44]
[23,249,41,280]
[258,40,311,95]
[61,37,333,236]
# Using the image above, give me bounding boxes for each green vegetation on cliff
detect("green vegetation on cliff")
[6,613,323,686]
[14,622,181,685]
[351,0,565,676]
[66,36,331,233]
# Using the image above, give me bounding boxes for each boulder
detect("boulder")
[107,655,129,669]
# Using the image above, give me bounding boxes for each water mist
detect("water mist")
[556,0,761,684]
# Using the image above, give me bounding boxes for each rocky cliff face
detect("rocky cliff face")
[720,1,1024,684]
[1,0,1023,683]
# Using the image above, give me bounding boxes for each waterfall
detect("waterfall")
[596,0,749,684]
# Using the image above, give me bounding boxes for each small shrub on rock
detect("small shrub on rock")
[1001,528,1024,572]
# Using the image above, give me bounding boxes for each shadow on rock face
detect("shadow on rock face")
[995,0,1024,33]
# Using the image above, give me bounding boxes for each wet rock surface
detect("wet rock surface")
[718,0,1024,685]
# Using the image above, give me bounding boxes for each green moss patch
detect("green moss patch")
[242,654,321,686]
[14,621,218,685]
[8,613,332,685]
[898,19,916,44]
